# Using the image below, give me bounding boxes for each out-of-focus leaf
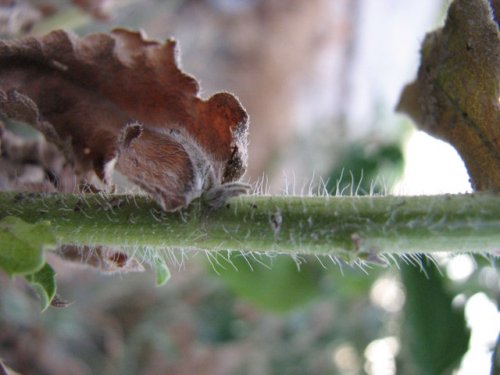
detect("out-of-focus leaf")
[0,216,54,275]
[214,254,322,313]
[328,264,383,298]
[327,142,404,195]
[0,29,249,211]
[397,0,500,191]
[154,258,171,287]
[399,258,470,375]
[26,263,56,311]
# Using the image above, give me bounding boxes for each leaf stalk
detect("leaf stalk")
[0,192,499,259]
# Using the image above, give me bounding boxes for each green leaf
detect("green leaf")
[214,254,322,313]
[399,257,470,374]
[26,263,57,311]
[0,216,55,275]
[326,142,404,196]
[154,258,171,286]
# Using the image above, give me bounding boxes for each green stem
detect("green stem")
[0,192,499,259]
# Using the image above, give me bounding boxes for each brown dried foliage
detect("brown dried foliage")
[0,29,249,210]
[0,121,74,192]
[55,245,145,274]
[397,0,500,191]
[0,0,54,36]
[72,0,112,20]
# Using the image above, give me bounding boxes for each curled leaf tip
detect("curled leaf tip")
[397,0,500,191]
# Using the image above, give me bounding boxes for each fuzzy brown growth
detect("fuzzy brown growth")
[0,29,249,210]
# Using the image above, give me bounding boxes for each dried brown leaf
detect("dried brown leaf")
[0,122,76,191]
[55,245,145,274]
[0,29,249,210]
[72,0,113,20]
[0,0,47,36]
[397,0,500,191]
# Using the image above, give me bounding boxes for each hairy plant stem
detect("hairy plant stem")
[0,192,499,259]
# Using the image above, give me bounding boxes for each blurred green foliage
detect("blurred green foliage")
[214,254,323,312]
[26,263,57,311]
[0,216,58,309]
[0,216,53,276]
[399,258,470,374]
[326,142,404,196]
